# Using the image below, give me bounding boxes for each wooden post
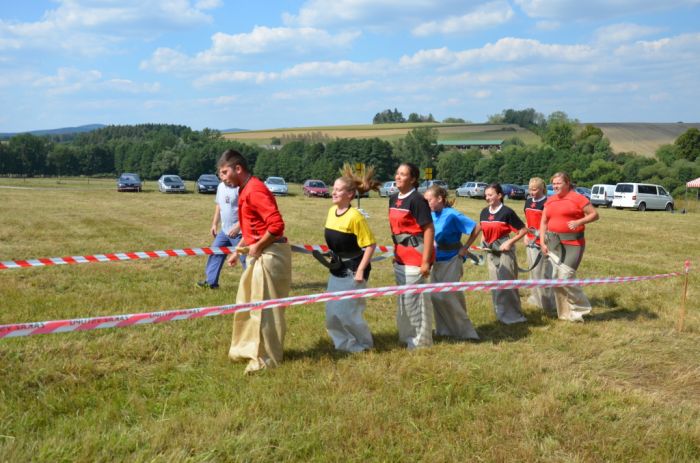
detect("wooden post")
[676,260,691,332]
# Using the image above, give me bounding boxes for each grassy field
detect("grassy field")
[1,179,698,461]
[223,123,541,145]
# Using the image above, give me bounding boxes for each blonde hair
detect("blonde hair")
[425,184,455,207]
[338,163,381,195]
[528,177,545,192]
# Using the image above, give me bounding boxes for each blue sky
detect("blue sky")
[1,0,699,132]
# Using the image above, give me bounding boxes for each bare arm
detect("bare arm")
[420,223,435,278]
[539,210,550,255]
[499,227,527,252]
[462,223,482,251]
[354,244,376,282]
[568,203,599,230]
[210,204,221,237]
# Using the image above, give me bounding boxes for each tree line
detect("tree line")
[1,116,698,197]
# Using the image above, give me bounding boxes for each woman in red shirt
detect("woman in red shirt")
[389,162,435,349]
[539,172,599,322]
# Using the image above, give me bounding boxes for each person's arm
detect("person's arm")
[226,222,240,238]
[354,244,376,282]
[226,237,246,267]
[246,231,278,258]
[539,210,549,256]
[462,223,482,252]
[499,227,527,252]
[567,203,599,230]
[420,223,435,278]
[210,204,221,237]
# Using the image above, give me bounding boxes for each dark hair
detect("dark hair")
[486,182,504,197]
[398,162,420,188]
[218,149,249,172]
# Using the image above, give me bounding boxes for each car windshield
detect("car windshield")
[308,181,325,188]
[384,182,394,187]
[200,175,218,182]
[164,177,179,183]
[267,178,285,185]
[120,175,138,181]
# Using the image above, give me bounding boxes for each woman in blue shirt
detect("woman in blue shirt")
[423,185,480,340]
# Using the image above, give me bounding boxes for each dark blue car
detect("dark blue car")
[501,183,526,200]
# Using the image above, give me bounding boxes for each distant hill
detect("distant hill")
[0,124,106,140]
[592,122,700,157]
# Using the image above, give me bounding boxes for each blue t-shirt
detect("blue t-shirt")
[432,207,476,262]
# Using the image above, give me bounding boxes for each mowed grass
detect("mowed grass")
[1,179,699,462]
[223,123,540,145]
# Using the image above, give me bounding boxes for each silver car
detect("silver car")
[158,174,186,193]
[456,181,488,198]
[379,181,398,197]
[264,176,288,196]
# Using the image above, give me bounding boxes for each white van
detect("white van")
[611,183,674,212]
[590,184,616,207]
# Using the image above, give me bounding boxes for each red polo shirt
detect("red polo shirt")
[238,176,285,244]
[544,190,589,246]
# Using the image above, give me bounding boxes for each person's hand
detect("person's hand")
[524,236,531,246]
[247,242,262,258]
[226,252,239,267]
[540,243,549,256]
[227,229,238,238]
[500,241,513,252]
[567,220,579,230]
[420,262,431,278]
[353,272,365,283]
[210,225,217,237]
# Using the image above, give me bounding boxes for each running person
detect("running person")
[423,185,479,340]
[389,162,435,349]
[523,177,556,315]
[465,183,528,324]
[540,172,599,322]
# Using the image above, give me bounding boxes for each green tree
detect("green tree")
[544,119,575,151]
[656,144,679,166]
[436,148,482,186]
[8,134,49,176]
[392,127,439,171]
[674,128,700,161]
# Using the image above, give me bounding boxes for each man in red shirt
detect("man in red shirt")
[540,172,598,322]
[220,149,292,373]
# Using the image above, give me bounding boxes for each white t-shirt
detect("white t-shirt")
[216,182,240,234]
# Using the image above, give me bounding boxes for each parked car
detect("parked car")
[264,176,288,196]
[456,181,488,198]
[417,179,449,194]
[590,184,616,207]
[546,184,555,196]
[117,173,142,192]
[574,186,592,200]
[501,183,526,200]
[196,174,219,194]
[612,182,674,211]
[303,179,330,198]
[157,174,186,193]
[379,181,398,197]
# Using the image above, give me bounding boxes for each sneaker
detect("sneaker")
[196,281,219,289]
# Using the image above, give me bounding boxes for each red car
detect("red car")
[303,179,330,198]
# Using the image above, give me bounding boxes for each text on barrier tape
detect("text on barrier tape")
[0,271,683,339]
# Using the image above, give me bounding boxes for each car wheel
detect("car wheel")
[665,203,673,212]
[593,204,599,208]
[638,202,646,212]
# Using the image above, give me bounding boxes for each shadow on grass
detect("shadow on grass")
[587,295,659,322]
[285,331,404,363]
[291,281,327,292]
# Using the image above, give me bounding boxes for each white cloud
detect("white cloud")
[193,70,280,87]
[281,60,382,78]
[141,26,362,74]
[535,20,560,31]
[473,90,492,98]
[593,23,662,45]
[412,1,514,36]
[514,0,700,20]
[195,0,223,9]
[196,95,239,106]
[284,0,472,28]
[613,32,700,60]
[32,67,160,96]
[400,38,595,68]
[271,81,377,100]
[0,0,215,55]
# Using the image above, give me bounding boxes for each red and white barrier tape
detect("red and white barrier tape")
[0,244,397,270]
[0,270,684,339]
